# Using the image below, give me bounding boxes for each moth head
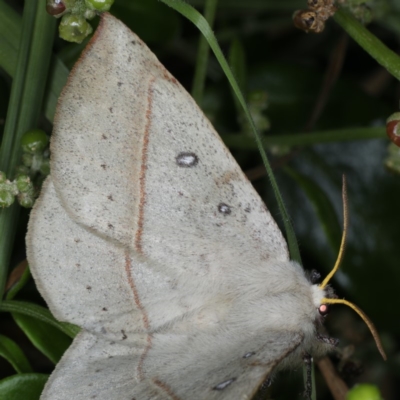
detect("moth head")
[312,176,387,360]
[309,279,332,318]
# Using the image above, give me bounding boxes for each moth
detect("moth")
[27,13,384,400]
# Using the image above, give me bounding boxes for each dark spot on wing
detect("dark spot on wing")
[213,377,236,391]
[218,203,232,215]
[176,152,199,167]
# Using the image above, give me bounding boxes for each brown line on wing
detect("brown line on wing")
[124,250,152,380]
[153,378,183,400]
[161,69,178,85]
[135,76,156,254]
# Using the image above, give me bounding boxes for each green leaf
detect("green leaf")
[0,373,48,400]
[0,300,80,338]
[5,263,31,300]
[12,313,71,364]
[191,0,218,103]
[0,334,32,373]
[228,38,247,125]
[0,1,21,78]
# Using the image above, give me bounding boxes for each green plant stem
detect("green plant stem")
[0,2,56,299]
[222,126,386,149]
[191,0,218,103]
[0,1,21,77]
[160,0,301,263]
[334,8,400,81]
[0,2,69,122]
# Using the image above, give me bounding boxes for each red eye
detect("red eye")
[319,304,329,316]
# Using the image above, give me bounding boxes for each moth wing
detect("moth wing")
[146,330,303,400]
[39,329,302,400]
[27,178,147,337]
[38,331,157,400]
[50,13,289,274]
[27,181,303,400]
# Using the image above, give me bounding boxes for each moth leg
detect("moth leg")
[302,353,313,400]
[316,333,339,347]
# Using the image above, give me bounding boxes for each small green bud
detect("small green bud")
[21,129,49,154]
[347,384,383,400]
[40,159,51,176]
[16,175,33,193]
[63,0,79,9]
[22,153,33,167]
[18,192,35,209]
[0,190,15,208]
[15,165,30,177]
[85,0,114,12]
[59,14,93,43]
[84,9,96,20]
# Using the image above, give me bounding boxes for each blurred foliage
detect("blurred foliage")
[1,0,400,399]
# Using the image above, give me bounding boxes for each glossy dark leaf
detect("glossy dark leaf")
[0,373,48,400]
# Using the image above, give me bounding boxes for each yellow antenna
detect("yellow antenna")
[321,297,387,361]
[318,175,387,360]
[320,175,348,289]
